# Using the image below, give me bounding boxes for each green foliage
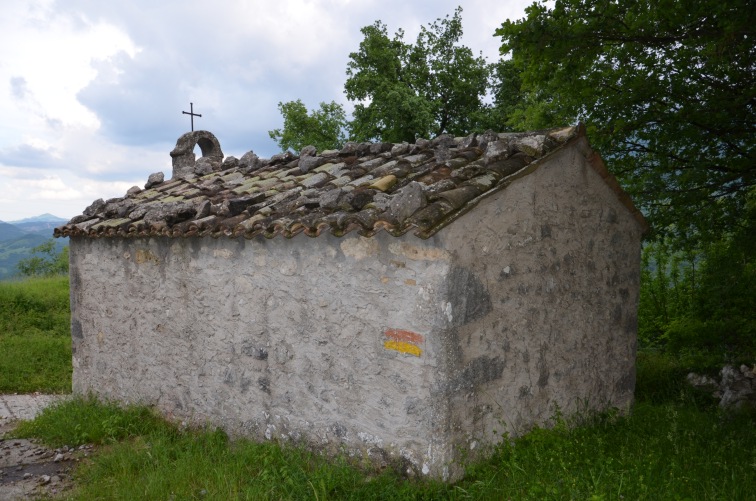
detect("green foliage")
[0,275,71,393]
[692,195,756,328]
[638,240,697,345]
[638,192,755,359]
[268,99,348,154]
[497,0,755,359]
[345,7,491,142]
[496,0,756,242]
[635,349,717,405]
[0,234,65,280]
[487,59,569,133]
[270,9,527,150]
[16,239,68,277]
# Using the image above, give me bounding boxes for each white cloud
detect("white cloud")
[0,1,138,133]
[18,176,81,201]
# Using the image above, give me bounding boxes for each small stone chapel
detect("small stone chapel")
[56,124,647,481]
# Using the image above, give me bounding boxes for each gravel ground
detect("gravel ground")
[0,394,85,501]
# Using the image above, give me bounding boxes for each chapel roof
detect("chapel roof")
[54,124,646,240]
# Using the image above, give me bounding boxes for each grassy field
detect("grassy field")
[0,275,71,393]
[4,276,756,499]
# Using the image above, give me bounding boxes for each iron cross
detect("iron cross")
[182,102,202,131]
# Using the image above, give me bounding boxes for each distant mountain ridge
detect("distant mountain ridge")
[0,221,27,242]
[12,220,68,235]
[7,213,68,224]
[0,214,68,280]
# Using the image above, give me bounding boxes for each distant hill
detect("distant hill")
[11,220,65,236]
[0,221,27,242]
[0,214,68,280]
[7,214,68,237]
[8,213,68,224]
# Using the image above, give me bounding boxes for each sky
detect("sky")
[0,0,537,222]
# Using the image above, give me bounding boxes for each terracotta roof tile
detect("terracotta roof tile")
[54,125,612,240]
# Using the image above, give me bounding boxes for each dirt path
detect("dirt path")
[0,394,86,500]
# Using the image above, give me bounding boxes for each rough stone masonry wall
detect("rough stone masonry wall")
[69,231,456,476]
[432,141,642,462]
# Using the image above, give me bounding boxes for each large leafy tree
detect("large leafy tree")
[345,7,491,143]
[497,0,755,243]
[268,99,347,154]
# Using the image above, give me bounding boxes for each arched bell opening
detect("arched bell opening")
[169,131,224,179]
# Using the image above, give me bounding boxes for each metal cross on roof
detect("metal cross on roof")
[182,102,202,131]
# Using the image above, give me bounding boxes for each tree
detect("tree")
[269,9,525,150]
[638,190,755,358]
[479,58,566,132]
[496,0,755,244]
[16,240,68,277]
[345,7,491,143]
[268,100,347,154]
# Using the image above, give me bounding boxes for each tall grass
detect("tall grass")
[0,275,71,393]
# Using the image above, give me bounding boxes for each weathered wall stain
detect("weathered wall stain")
[446,267,492,326]
[460,355,506,390]
[135,248,160,264]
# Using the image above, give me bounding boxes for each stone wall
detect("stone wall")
[433,141,642,465]
[70,231,456,476]
[688,365,756,409]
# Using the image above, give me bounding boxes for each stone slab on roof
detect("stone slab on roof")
[54,125,645,240]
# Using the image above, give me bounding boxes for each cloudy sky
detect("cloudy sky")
[0,0,536,222]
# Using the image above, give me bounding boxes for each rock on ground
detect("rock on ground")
[0,394,84,500]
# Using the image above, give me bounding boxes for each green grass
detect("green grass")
[461,404,756,500]
[16,396,450,500]
[0,275,71,393]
